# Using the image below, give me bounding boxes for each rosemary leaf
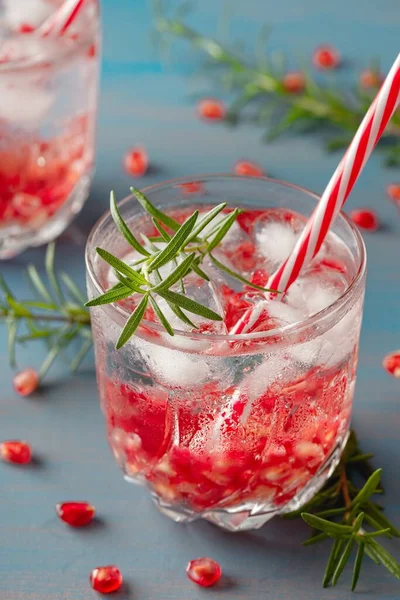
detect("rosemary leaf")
[351,541,365,591]
[110,190,150,256]
[131,187,181,232]
[116,294,149,349]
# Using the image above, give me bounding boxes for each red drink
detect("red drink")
[0,0,99,257]
[87,176,366,531]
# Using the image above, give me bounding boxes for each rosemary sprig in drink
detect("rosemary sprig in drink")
[86,187,275,348]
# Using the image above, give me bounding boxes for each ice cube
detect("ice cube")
[0,79,54,125]
[286,271,346,317]
[256,221,299,270]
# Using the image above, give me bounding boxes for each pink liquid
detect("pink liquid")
[95,206,358,514]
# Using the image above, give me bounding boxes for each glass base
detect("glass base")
[0,174,92,259]
[149,433,349,532]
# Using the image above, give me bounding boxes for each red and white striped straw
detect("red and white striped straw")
[230,53,400,335]
[268,52,400,296]
[40,0,87,37]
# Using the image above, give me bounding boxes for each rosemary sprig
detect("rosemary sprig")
[0,243,92,379]
[154,5,400,166]
[284,430,400,590]
[86,187,275,347]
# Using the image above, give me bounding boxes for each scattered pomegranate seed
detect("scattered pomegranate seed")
[360,69,382,89]
[234,160,265,177]
[197,99,226,121]
[282,71,305,93]
[56,502,95,527]
[312,45,341,70]
[383,351,400,378]
[0,440,32,464]
[123,147,148,178]
[13,368,39,397]
[90,565,123,594]
[179,181,205,195]
[387,184,400,204]
[349,208,379,231]
[186,558,222,588]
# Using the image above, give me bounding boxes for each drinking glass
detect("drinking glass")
[86,175,366,532]
[0,0,100,258]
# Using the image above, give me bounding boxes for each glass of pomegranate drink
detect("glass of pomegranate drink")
[0,0,99,258]
[86,175,366,532]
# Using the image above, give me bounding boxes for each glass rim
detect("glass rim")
[85,173,367,343]
[0,12,98,73]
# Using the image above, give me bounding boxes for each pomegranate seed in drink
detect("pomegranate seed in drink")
[123,147,148,177]
[186,558,222,587]
[282,71,305,93]
[383,351,400,378]
[90,565,123,594]
[350,208,379,231]
[234,160,265,177]
[13,368,39,396]
[56,502,95,527]
[0,440,32,464]
[360,69,382,89]
[312,45,341,70]
[197,99,226,121]
[18,24,35,34]
[179,181,204,195]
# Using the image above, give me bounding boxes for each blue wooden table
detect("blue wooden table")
[1,1,400,598]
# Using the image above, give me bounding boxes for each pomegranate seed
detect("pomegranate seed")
[383,351,400,378]
[90,565,123,594]
[234,160,265,177]
[250,268,269,288]
[349,208,379,231]
[387,184,400,204]
[282,71,305,93]
[197,99,226,121]
[179,181,204,195]
[123,147,148,177]
[13,368,39,396]
[312,45,341,70]
[186,558,222,588]
[56,502,95,527]
[18,23,35,34]
[0,440,32,464]
[360,69,382,89]
[87,44,97,58]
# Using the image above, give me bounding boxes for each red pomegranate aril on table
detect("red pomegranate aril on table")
[186,558,222,587]
[282,71,305,93]
[56,502,95,527]
[383,351,400,378]
[0,440,32,464]
[123,147,148,177]
[13,368,39,396]
[234,160,265,177]
[197,99,226,121]
[360,69,382,89]
[90,565,123,594]
[387,184,400,203]
[312,45,341,70]
[349,208,379,231]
